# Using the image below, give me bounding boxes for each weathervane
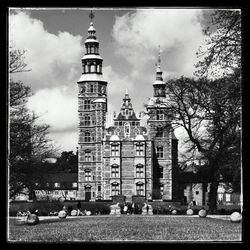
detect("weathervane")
[89,10,95,22]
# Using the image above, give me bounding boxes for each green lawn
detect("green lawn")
[8,216,242,242]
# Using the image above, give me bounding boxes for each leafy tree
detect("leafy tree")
[166,71,241,213]
[55,151,78,173]
[9,45,56,200]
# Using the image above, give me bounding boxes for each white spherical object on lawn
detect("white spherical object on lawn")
[58,210,67,218]
[70,210,77,216]
[86,211,91,216]
[171,209,177,215]
[230,212,242,223]
[186,209,194,215]
[198,209,207,218]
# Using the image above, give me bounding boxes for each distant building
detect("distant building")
[34,173,78,201]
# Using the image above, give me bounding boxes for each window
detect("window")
[195,191,199,195]
[158,166,163,178]
[84,132,91,142]
[124,122,130,136]
[136,182,144,195]
[84,115,91,126]
[111,144,119,156]
[136,143,144,156]
[72,182,78,188]
[84,152,91,162]
[156,146,163,158]
[84,100,91,110]
[85,170,91,181]
[98,186,101,192]
[46,182,50,187]
[160,184,164,197]
[119,121,122,126]
[136,164,144,178]
[54,182,60,188]
[90,84,94,93]
[111,164,119,178]
[111,182,119,196]
[156,110,164,120]
[156,127,163,137]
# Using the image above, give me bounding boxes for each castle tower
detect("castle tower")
[77,11,108,200]
[146,46,178,201]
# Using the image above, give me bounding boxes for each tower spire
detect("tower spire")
[157,45,161,72]
[89,10,95,22]
[152,45,166,97]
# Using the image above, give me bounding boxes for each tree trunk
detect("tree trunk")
[28,189,37,201]
[208,181,219,214]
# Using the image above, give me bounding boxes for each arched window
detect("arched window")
[111,182,119,196]
[111,164,119,178]
[84,132,91,142]
[90,64,95,73]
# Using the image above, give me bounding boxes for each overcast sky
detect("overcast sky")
[9,7,215,155]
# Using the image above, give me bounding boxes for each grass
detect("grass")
[8,215,242,242]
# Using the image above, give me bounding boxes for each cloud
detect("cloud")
[49,131,78,153]
[9,11,83,91]
[103,65,134,96]
[112,9,205,77]
[26,86,78,133]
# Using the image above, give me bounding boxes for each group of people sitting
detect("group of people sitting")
[119,202,142,214]
[16,209,39,217]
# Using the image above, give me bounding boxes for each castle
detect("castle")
[77,15,179,203]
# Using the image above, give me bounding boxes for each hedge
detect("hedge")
[9,201,112,216]
[9,201,241,216]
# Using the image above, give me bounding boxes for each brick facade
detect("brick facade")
[77,20,178,202]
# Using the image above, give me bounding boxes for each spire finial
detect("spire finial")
[125,88,128,95]
[89,10,95,22]
[158,45,161,66]
[156,45,161,72]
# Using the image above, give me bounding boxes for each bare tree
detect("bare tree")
[195,10,241,77]
[166,71,241,213]
[9,44,57,200]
